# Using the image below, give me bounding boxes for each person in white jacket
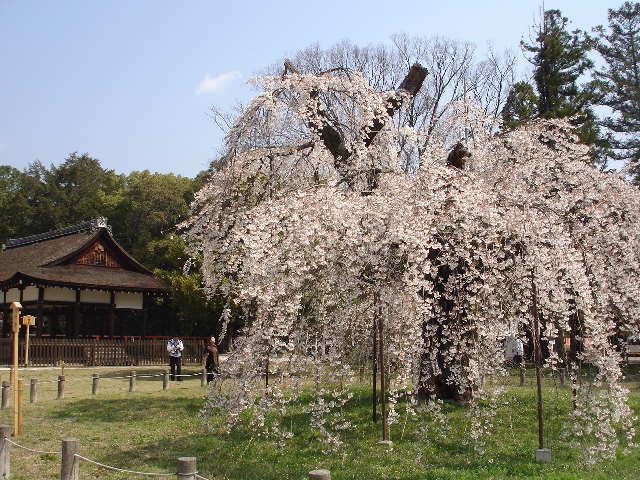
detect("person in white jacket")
[167,336,184,381]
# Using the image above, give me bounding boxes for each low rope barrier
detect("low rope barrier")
[5,438,59,455]
[74,454,175,476]
[0,430,217,479]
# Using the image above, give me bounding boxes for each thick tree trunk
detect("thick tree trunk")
[417,254,473,402]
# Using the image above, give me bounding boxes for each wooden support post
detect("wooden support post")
[57,375,65,399]
[375,297,389,442]
[309,469,331,480]
[0,424,10,479]
[92,374,99,395]
[61,438,80,480]
[201,368,206,387]
[24,324,30,366]
[21,315,36,366]
[30,378,38,403]
[163,370,169,391]
[520,365,526,386]
[1,382,9,409]
[73,289,81,338]
[559,367,566,387]
[9,302,21,438]
[531,272,551,463]
[142,293,148,337]
[37,287,44,337]
[372,315,377,423]
[17,380,24,436]
[109,292,116,337]
[129,370,136,392]
[176,457,196,480]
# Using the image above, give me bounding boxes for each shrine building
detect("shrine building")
[0,218,167,337]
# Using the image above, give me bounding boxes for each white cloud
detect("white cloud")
[195,71,242,94]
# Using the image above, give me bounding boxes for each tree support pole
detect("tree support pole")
[372,315,377,423]
[376,298,389,442]
[532,274,544,449]
[532,273,551,462]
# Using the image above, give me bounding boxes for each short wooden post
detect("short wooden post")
[309,469,331,480]
[559,367,566,386]
[0,424,10,478]
[61,438,80,480]
[129,370,136,392]
[201,368,206,387]
[17,380,24,436]
[519,366,526,386]
[92,374,99,395]
[57,375,65,399]
[176,457,196,480]
[163,370,169,391]
[1,382,9,409]
[30,378,38,403]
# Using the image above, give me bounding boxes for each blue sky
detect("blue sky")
[0,0,625,177]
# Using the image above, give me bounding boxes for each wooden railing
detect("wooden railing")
[0,337,208,366]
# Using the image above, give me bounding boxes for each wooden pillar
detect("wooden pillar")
[73,289,81,338]
[109,291,116,337]
[37,287,44,337]
[142,293,148,337]
[1,291,9,336]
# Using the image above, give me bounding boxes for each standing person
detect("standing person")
[203,336,220,383]
[167,335,184,381]
[513,337,524,366]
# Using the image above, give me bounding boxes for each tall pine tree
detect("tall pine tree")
[521,9,608,166]
[594,2,640,183]
[501,81,538,130]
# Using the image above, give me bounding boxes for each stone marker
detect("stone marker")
[309,469,331,480]
[536,448,552,463]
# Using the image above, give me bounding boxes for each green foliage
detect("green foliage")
[111,170,196,267]
[0,165,30,242]
[501,81,538,130]
[0,153,218,336]
[47,152,125,227]
[593,1,640,182]
[522,10,593,118]
[521,10,609,166]
[154,267,224,337]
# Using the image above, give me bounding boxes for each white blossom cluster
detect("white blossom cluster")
[186,70,640,460]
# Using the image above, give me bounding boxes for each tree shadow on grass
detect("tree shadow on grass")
[49,396,202,423]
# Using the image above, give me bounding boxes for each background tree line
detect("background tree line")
[503,2,640,179]
[0,153,223,337]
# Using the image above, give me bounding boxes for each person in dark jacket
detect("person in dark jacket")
[203,336,220,383]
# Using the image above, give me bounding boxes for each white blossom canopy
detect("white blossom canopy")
[185,68,640,459]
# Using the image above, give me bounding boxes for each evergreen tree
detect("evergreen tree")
[521,9,608,165]
[593,2,640,182]
[501,81,538,130]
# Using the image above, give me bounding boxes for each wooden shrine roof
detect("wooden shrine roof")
[0,219,167,293]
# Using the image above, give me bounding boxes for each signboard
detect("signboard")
[9,302,22,332]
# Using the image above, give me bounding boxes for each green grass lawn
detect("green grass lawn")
[0,366,639,479]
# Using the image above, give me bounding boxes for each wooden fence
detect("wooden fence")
[0,426,333,480]
[0,337,207,366]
